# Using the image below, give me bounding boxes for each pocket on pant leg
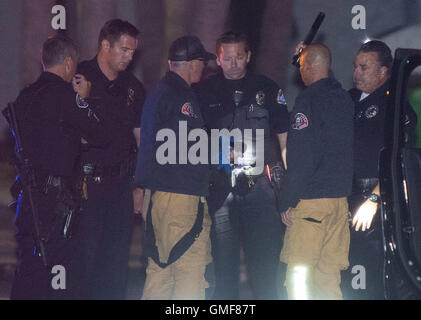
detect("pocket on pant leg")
[280,228,323,266]
[280,200,326,266]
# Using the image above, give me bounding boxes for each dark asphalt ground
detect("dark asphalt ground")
[0,195,253,300]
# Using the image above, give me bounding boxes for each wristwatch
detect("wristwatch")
[76,93,89,109]
[368,193,380,203]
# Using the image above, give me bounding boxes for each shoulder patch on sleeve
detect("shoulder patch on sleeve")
[291,113,308,130]
[277,89,287,105]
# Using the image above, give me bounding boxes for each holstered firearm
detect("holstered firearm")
[266,162,285,211]
[2,102,48,267]
[44,175,81,242]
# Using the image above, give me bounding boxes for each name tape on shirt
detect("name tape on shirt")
[292,113,308,130]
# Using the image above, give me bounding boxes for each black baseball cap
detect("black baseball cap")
[168,36,216,62]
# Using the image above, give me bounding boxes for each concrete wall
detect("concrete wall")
[1,0,421,136]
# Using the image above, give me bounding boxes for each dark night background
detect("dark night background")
[0,0,421,299]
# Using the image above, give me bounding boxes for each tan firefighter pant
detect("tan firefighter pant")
[141,190,212,300]
[280,198,350,300]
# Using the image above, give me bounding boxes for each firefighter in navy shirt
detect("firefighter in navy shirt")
[279,44,354,300]
[134,36,216,299]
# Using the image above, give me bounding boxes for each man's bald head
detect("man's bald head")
[299,44,331,86]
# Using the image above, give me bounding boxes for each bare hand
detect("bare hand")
[352,199,378,231]
[133,188,144,215]
[295,41,307,55]
[281,207,293,227]
[72,74,91,98]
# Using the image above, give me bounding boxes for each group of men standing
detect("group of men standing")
[9,20,145,300]
[7,17,417,300]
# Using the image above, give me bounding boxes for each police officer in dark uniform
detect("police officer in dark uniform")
[135,36,216,299]
[73,19,145,299]
[8,35,109,299]
[195,32,290,300]
[343,40,417,300]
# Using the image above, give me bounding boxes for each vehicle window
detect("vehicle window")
[407,66,421,147]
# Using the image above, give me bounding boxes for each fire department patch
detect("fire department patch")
[292,113,309,130]
[181,102,197,118]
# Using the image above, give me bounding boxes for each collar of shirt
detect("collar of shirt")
[40,71,67,84]
[352,80,390,103]
[84,56,129,86]
[360,92,370,101]
[304,77,342,96]
[165,71,192,90]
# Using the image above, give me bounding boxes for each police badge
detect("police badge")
[365,105,379,119]
[256,91,265,106]
[127,88,135,106]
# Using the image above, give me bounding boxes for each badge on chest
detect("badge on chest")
[364,105,379,119]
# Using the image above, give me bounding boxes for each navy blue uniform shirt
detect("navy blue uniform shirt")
[14,72,110,176]
[279,77,354,212]
[134,71,210,196]
[195,71,289,134]
[349,80,417,179]
[195,71,290,166]
[77,57,145,166]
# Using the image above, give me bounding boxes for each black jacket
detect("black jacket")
[134,71,210,196]
[350,81,417,179]
[14,72,109,176]
[279,77,354,212]
[77,57,145,166]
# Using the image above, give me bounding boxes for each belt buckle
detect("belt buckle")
[83,163,95,175]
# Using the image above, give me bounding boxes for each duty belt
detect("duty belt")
[45,175,63,188]
[232,164,274,188]
[81,159,135,180]
[34,173,67,193]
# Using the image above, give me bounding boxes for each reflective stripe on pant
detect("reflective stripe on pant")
[141,191,212,300]
[280,198,350,300]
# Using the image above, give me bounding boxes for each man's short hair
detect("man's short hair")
[98,19,139,49]
[216,31,250,55]
[358,40,393,71]
[42,35,79,68]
